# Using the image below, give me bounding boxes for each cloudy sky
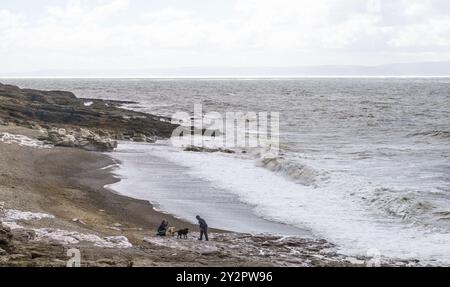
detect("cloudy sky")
[1,0,450,76]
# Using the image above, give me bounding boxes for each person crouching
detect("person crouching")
[157,220,169,236]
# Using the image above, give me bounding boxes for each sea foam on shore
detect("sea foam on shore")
[108,141,309,236]
[108,140,450,265]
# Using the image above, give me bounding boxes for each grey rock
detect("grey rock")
[0,224,13,250]
[10,229,37,242]
[41,127,118,152]
[132,133,147,142]
[184,146,235,154]
[0,83,179,150]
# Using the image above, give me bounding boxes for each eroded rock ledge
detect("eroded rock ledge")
[0,82,177,151]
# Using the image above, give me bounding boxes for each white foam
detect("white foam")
[84,101,94,107]
[100,163,120,170]
[109,142,308,236]
[127,143,450,265]
[0,132,53,149]
[364,188,436,223]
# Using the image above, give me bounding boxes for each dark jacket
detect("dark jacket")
[158,222,168,233]
[198,218,208,230]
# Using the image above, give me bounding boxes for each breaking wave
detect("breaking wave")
[255,153,318,186]
[364,188,435,223]
[360,187,450,233]
[407,130,450,140]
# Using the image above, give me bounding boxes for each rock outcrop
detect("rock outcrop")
[38,128,118,152]
[0,224,13,255]
[0,82,178,151]
[184,146,235,154]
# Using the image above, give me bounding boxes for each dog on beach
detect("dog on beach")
[177,228,189,239]
[167,227,176,237]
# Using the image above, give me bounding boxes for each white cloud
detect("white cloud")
[45,0,130,24]
[1,0,450,75]
[389,19,450,47]
[0,9,20,29]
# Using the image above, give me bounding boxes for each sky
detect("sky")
[1,0,450,76]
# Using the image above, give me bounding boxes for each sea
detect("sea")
[3,77,450,264]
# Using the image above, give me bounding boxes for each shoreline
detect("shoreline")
[0,82,428,266]
[108,141,311,236]
[0,124,427,267]
[0,124,366,267]
[1,125,258,267]
[0,124,200,232]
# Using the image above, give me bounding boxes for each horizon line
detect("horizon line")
[2,75,450,80]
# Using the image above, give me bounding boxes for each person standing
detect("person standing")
[196,215,209,241]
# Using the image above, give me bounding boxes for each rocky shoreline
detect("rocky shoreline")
[0,82,177,151]
[0,83,424,267]
[0,132,375,267]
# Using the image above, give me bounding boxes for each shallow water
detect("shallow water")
[108,141,310,236]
